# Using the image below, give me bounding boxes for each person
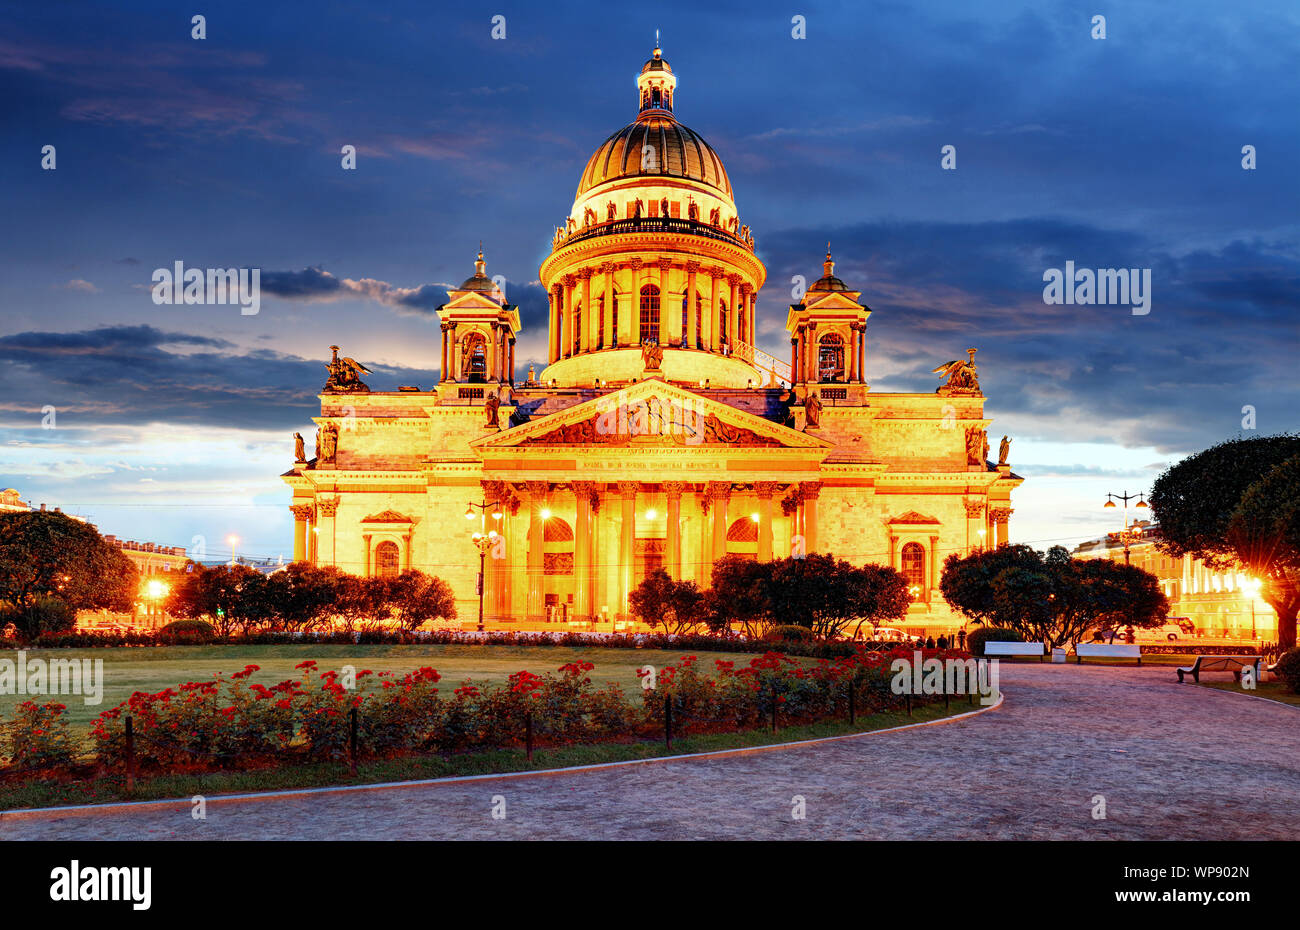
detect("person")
[937,635,948,650]
[957,629,967,649]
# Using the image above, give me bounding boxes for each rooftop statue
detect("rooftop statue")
[934,347,982,396]
[323,345,372,393]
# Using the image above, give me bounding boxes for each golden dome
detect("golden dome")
[576,113,732,199]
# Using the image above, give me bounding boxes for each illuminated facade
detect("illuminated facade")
[282,45,1022,631]
[1073,522,1277,640]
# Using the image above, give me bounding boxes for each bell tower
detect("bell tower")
[786,247,871,386]
[435,248,522,386]
[637,35,676,114]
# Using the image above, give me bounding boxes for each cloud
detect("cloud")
[58,278,99,293]
[0,325,436,432]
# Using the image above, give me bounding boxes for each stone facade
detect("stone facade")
[282,45,1022,632]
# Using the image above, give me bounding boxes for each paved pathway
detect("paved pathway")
[3,665,1296,840]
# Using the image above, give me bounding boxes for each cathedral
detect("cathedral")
[282,44,1021,633]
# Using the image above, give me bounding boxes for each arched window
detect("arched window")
[679,292,703,348]
[652,87,661,107]
[374,541,401,579]
[718,300,728,346]
[464,333,487,381]
[818,333,845,382]
[597,294,605,348]
[639,285,660,344]
[901,542,925,593]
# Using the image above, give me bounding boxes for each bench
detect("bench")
[984,642,1047,661]
[1176,655,1261,683]
[1075,643,1143,665]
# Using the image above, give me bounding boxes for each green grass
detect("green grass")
[0,644,760,734]
[1202,679,1300,707]
[0,700,977,812]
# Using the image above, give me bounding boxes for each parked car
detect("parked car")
[870,626,915,643]
[1134,623,1191,642]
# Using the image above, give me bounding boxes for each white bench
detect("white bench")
[1177,655,1261,683]
[984,641,1046,661]
[1075,643,1143,665]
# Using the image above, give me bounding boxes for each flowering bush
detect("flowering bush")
[6,645,969,777]
[2,700,75,770]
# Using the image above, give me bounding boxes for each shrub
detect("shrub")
[2,700,76,770]
[158,619,217,644]
[769,624,816,643]
[1273,648,1300,694]
[966,626,1024,656]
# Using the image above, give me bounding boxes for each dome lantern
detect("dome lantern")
[637,36,676,114]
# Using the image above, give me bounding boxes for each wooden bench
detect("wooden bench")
[1176,655,1261,683]
[984,642,1046,661]
[1075,643,1143,665]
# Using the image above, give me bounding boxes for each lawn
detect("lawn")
[0,644,762,735]
[1202,679,1300,707]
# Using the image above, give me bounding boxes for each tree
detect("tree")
[262,563,342,633]
[844,564,912,638]
[0,510,139,641]
[705,555,775,636]
[1150,435,1300,648]
[629,569,705,635]
[941,545,1168,647]
[382,570,457,630]
[166,564,265,636]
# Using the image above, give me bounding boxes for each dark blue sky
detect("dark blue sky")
[1,0,1296,559]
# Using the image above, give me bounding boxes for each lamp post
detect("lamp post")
[227,534,240,567]
[465,497,504,632]
[1103,491,1149,565]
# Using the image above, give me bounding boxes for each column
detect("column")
[316,498,338,566]
[486,324,498,382]
[697,491,712,584]
[664,482,686,578]
[685,262,699,349]
[755,482,777,561]
[657,258,672,345]
[617,482,638,619]
[706,269,720,352]
[447,323,459,382]
[525,481,547,621]
[791,337,800,385]
[858,327,868,382]
[964,498,985,553]
[804,323,818,383]
[726,275,740,351]
[602,262,615,348]
[307,507,318,564]
[739,284,753,344]
[548,286,561,364]
[363,533,372,576]
[507,338,516,385]
[439,324,449,380]
[800,481,821,553]
[929,534,940,598]
[622,259,641,345]
[992,507,1012,547]
[573,481,596,619]
[562,275,576,357]
[290,504,311,563]
[580,268,595,354]
[848,324,859,382]
[708,481,730,569]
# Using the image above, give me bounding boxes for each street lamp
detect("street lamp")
[1245,577,1262,641]
[466,497,504,632]
[227,534,240,566]
[1103,491,1148,565]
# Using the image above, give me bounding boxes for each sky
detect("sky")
[1,0,1296,563]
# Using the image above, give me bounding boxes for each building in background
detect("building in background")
[99,536,190,628]
[282,44,1023,633]
[1072,521,1276,640]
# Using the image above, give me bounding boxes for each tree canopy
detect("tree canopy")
[1150,435,1300,648]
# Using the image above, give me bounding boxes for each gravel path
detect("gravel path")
[3,664,1295,840]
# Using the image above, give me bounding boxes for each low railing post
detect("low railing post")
[664,694,672,751]
[349,706,358,775]
[124,715,135,794]
[525,712,534,762]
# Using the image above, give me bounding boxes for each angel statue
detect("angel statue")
[640,339,663,371]
[804,390,823,430]
[998,435,1011,466]
[933,347,982,396]
[323,345,372,393]
[484,390,501,429]
[293,432,306,463]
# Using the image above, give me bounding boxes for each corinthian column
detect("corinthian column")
[799,481,822,553]
[708,481,731,570]
[573,481,597,619]
[685,262,700,349]
[754,482,778,561]
[290,503,312,563]
[601,262,615,349]
[579,268,595,354]
[663,482,686,578]
[657,258,672,345]
[525,481,548,620]
[617,481,639,619]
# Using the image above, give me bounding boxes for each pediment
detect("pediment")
[361,509,413,523]
[473,380,831,452]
